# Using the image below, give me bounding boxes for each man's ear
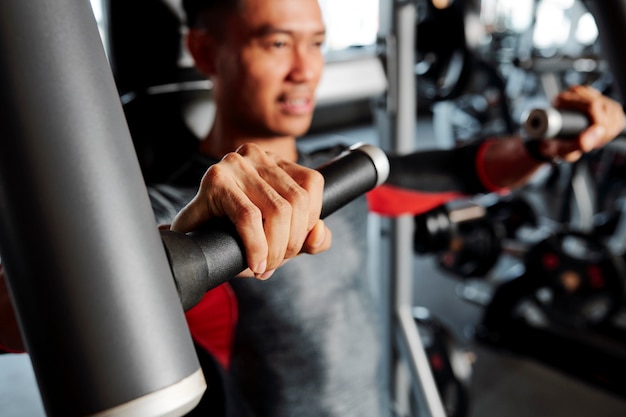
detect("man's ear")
[186,29,217,75]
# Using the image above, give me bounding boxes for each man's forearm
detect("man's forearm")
[481,137,544,189]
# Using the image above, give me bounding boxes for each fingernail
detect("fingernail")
[258,269,275,280]
[253,260,267,275]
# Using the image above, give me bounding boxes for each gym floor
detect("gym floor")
[2,117,626,417]
[414,256,626,417]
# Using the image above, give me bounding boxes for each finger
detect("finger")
[216,157,294,275]
[301,220,332,254]
[250,181,293,271]
[236,267,255,278]
[553,85,600,106]
[172,159,273,275]
[170,164,233,233]
[170,199,209,233]
[563,150,583,163]
[238,145,323,261]
[275,158,325,231]
[254,162,310,261]
[553,85,599,113]
[579,125,606,151]
[541,136,582,161]
[232,146,301,269]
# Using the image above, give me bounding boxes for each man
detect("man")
[173,0,625,416]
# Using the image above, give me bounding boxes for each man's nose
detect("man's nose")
[288,45,320,82]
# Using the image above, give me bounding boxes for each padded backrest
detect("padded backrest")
[107,0,212,183]
[120,83,211,183]
[108,0,184,94]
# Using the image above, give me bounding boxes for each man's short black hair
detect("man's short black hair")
[182,0,239,28]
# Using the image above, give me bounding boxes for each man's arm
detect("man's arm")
[387,85,626,194]
[0,144,332,352]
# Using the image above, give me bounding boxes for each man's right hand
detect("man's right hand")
[171,143,332,280]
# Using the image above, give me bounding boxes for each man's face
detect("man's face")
[213,0,326,138]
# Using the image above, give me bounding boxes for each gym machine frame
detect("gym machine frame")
[377,1,448,416]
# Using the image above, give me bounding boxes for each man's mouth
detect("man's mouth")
[279,96,314,114]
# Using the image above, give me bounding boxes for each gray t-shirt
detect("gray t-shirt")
[230,195,384,417]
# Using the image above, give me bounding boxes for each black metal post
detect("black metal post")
[585,0,626,105]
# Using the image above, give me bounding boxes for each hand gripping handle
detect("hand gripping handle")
[161,143,390,311]
[522,107,592,139]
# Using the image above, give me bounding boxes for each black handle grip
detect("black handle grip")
[161,143,390,311]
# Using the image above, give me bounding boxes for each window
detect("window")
[318,0,380,56]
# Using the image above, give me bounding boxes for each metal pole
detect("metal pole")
[584,0,626,104]
[0,1,204,416]
[377,1,447,416]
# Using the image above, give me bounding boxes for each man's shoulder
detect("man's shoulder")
[146,152,218,224]
[148,184,197,225]
[166,152,220,187]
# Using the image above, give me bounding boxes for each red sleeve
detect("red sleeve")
[0,342,24,354]
[475,139,507,193]
[0,284,240,363]
[185,283,238,370]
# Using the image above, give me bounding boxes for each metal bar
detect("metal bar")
[377,1,447,416]
[584,0,626,104]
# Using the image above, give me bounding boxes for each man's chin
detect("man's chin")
[272,119,314,138]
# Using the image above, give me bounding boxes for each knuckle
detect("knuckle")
[220,151,244,165]
[307,169,325,190]
[202,164,222,183]
[236,143,263,157]
[200,164,230,191]
[287,184,309,206]
[589,100,603,116]
[236,204,263,226]
[270,196,293,218]
[285,244,301,259]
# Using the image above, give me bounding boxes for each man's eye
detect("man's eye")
[312,36,325,48]
[271,40,288,48]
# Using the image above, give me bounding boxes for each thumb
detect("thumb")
[581,125,606,151]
